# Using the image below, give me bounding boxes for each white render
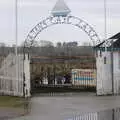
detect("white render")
[0,53,31,97]
[113,52,120,94]
[24,54,31,97]
[96,50,112,95]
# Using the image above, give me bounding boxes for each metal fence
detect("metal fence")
[65,108,120,120]
[31,68,96,94]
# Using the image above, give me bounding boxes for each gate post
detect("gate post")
[23,53,31,97]
[96,48,112,95]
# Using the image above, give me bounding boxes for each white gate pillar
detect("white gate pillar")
[96,49,113,95]
[23,54,31,97]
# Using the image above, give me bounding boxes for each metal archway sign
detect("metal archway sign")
[24,15,101,48]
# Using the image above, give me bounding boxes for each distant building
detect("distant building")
[39,40,54,47]
[0,43,6,47]
[66,42,78,47]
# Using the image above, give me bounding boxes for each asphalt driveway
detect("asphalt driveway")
[8,92,120,120]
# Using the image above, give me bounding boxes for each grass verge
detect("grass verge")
[0,96,26,108]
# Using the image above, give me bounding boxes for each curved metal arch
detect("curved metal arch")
[24,15,101,48]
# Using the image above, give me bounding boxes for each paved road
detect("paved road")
[0,108,25,120]
[9,93,120,120]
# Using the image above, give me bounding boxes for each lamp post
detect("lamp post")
[15,0,18,95]
[104,0,108,52]
[104,0,107,40]
[111,39,114,94]
[103,0,107,94]
[104,0,114,95]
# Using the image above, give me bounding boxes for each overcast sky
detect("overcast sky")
[0,0,120,46]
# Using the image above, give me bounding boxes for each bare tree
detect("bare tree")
[39,40,54,47]
[20,40,39,47]
[82,42,91,46]
[56,42,62,48]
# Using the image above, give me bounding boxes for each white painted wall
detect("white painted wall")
[113,52,120,94]
[0,53,31,97]
[24,54,31,97]
[0,53,23,96]
[96,50,112,95]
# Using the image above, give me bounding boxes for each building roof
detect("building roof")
[95,32,120,48]
[51,0,71,16]
[109,32,120,39]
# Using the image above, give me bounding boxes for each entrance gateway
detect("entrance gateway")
[2,0,115,97]
[23,0,101,97]
[24,0,100,48]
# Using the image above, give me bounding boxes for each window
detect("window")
[118,53,120,69]
[100,50,102,57]
[104,57,106,64]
